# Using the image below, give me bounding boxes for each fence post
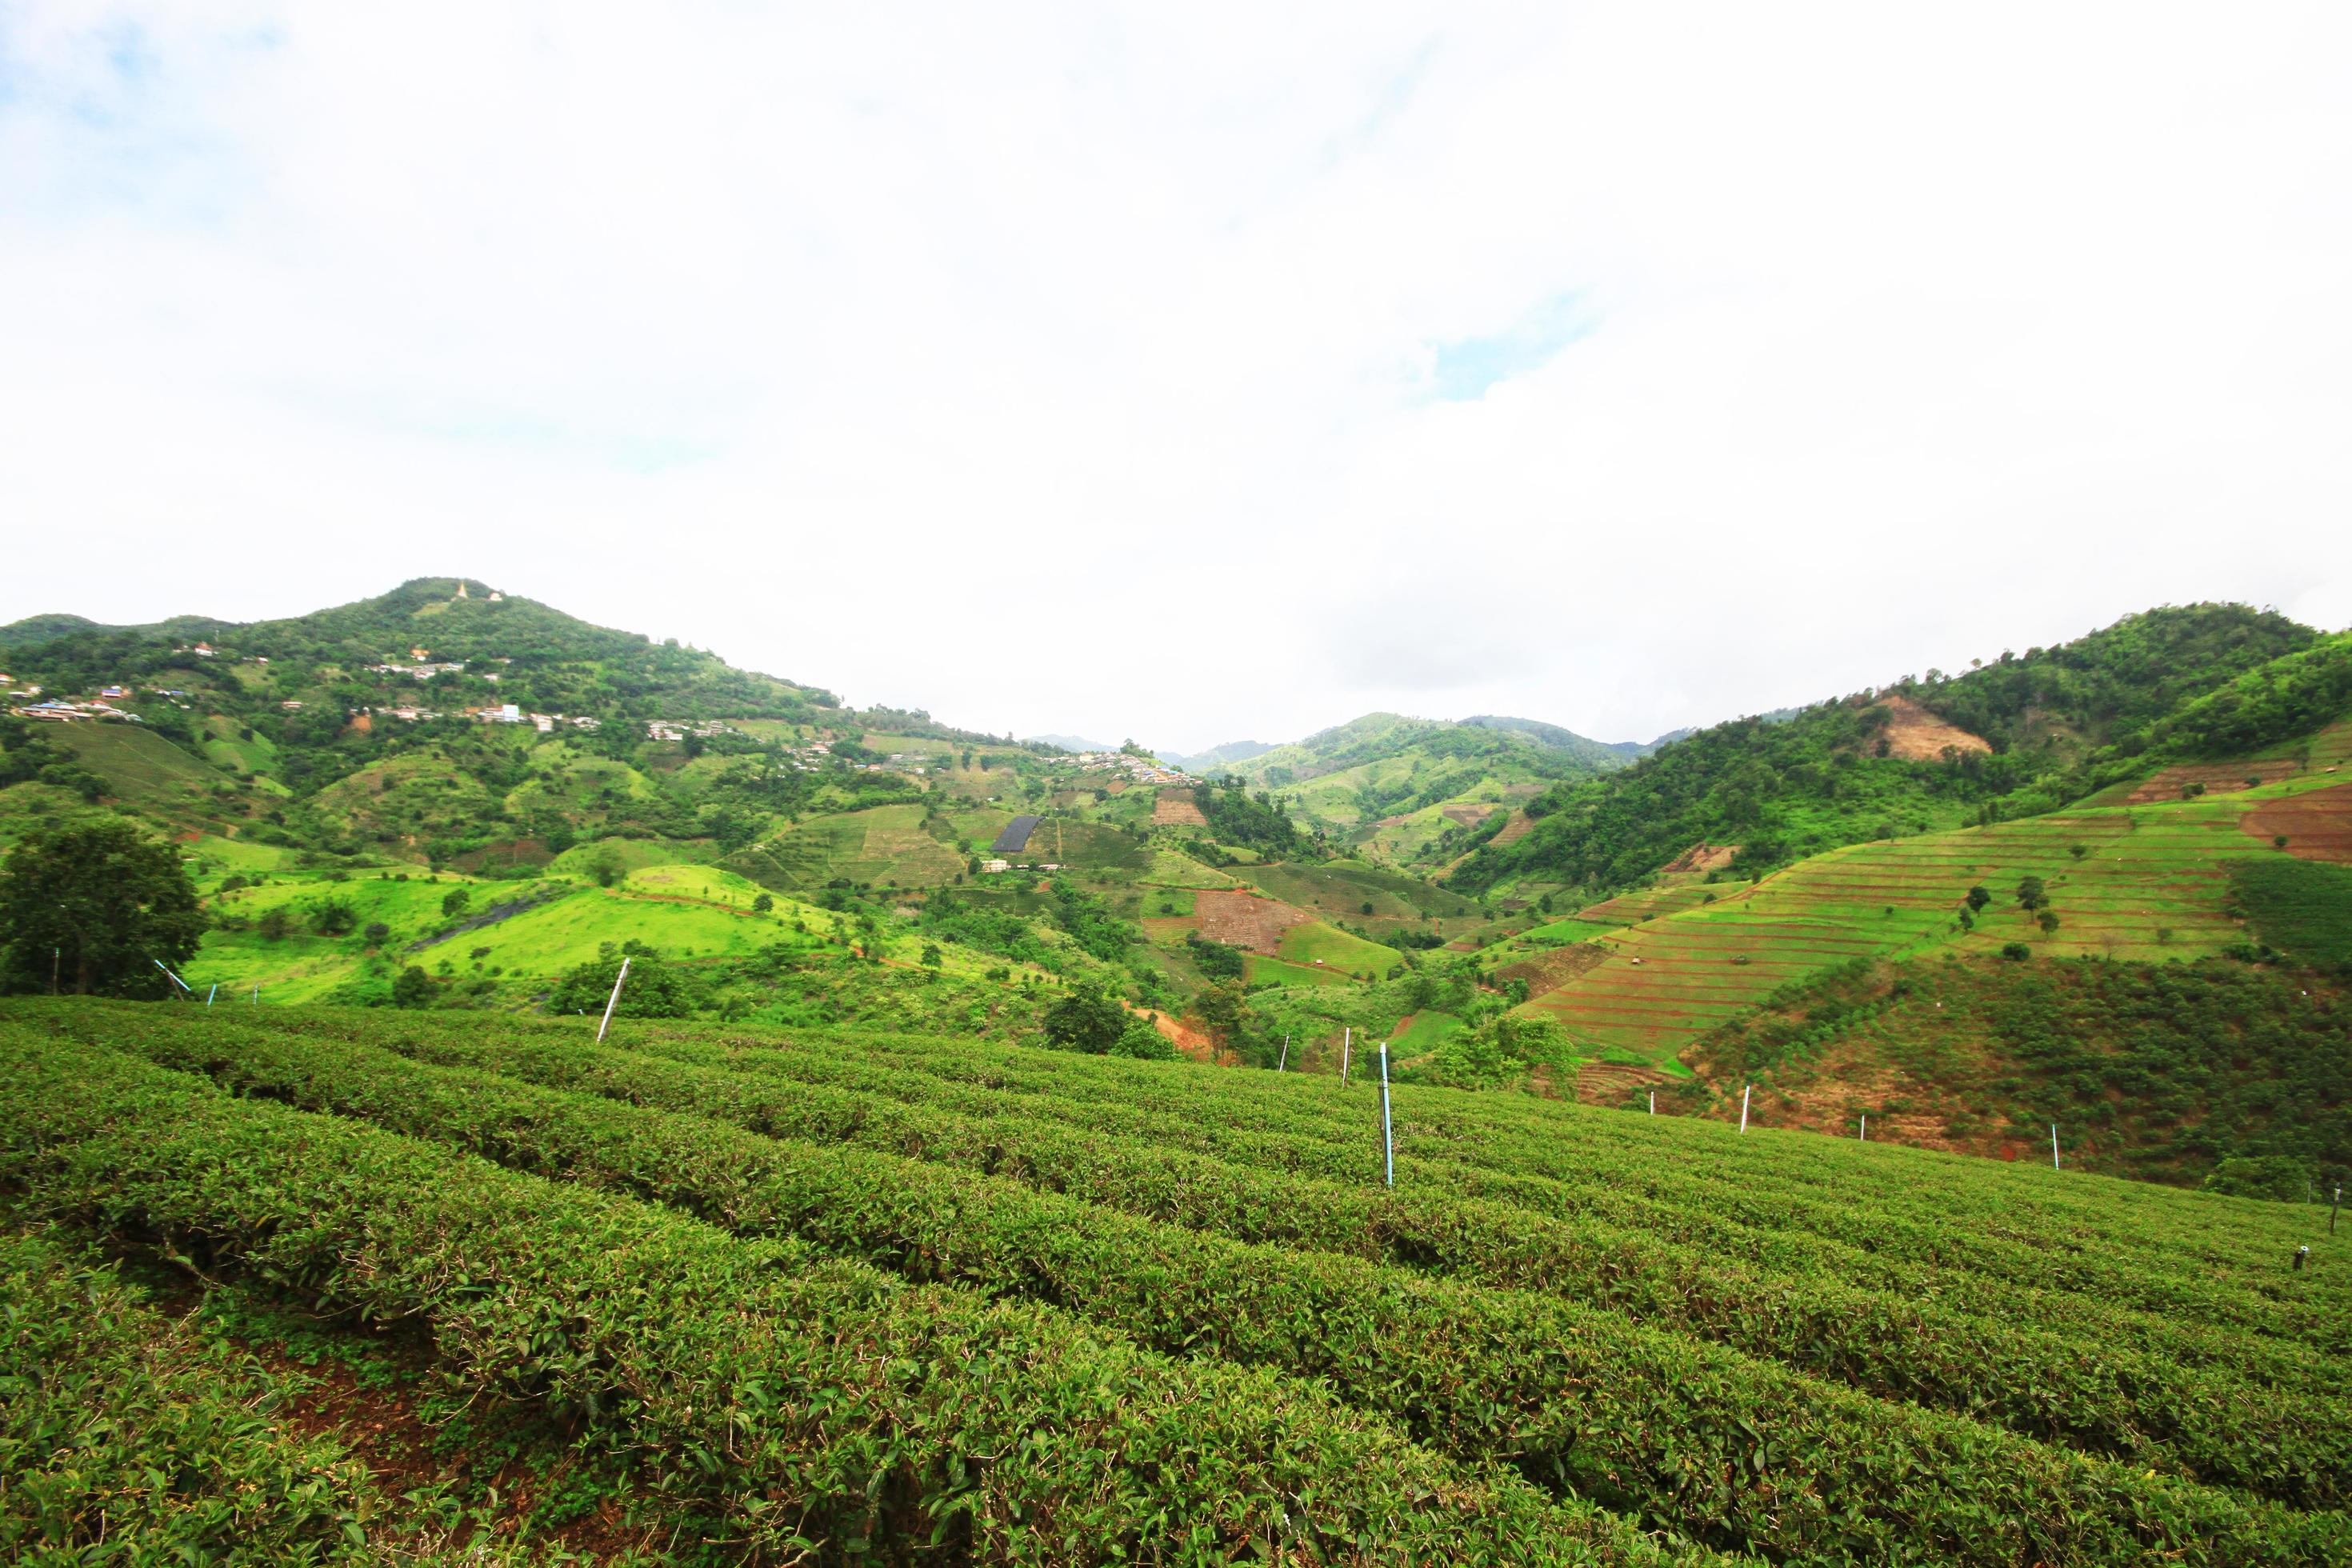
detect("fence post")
[1648,1089,1654,1115]
[1342,1026,1352,1084]
[1278,1034,1288,1072]
[1859,1114,1866,1142]
[1379,1040,1394,1188]
[2051,1123,2061,1170]
[597,956,631,1043]
[1738,1083,1750,1134]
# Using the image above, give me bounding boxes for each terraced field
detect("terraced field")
[6,998,2350,1564]
[726,802,965,890]
[1525,736,2352,1064]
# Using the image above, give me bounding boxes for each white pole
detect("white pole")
[1738,1083,1751,1134]
[206,983,217,1006]
[1279,1034,1288,1072]
[1342,1026,1352,1084]
[153,958,193,994]
[1859,1114,1866,1141]
[1648,1090,1655,1115]
[2050,1123,2060,1170]
[1379,1041,1394,1187]
[596,956,630,1043]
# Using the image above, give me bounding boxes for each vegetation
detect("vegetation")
[0,817,204,997]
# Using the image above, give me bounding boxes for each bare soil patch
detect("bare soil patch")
[1872,695,1992,762]
[1193,887,1312,953]
[2131,759,2304,803]
[1491,809,1536,847]
[1496,942,1611,997]
[1440,802,1499,828]
[1662,842,1738,874]
[2241,782,2352,864]
[1153,789,1209,827]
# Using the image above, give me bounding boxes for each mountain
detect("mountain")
[1163,739,1276,772]
[1024,734,1120,754]
[1452,603,2326,898]
[1198,712,1633,867]
[1458,714,1652,762]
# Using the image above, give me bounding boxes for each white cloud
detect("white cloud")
[2,2,2346,751]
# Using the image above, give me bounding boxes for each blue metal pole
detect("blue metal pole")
[206,984,216,1006]
[1379,1041,1394,1188]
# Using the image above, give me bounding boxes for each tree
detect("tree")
[2001,942,2031,961]
[391,966,435,1009]
[256,907,291,942]
[0,818,205,997]
[752,892,774,914]
[545,946,690,1018]
[2036,909,2062,935]
[312,899,358,937]
[1042,984,1129,1054]
[920,942,943,968]
[1965,885,1991,911]
[363,921,391,945]
[2015,876,2047,910]
[442,887,471,918]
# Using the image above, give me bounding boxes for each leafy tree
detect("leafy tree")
[1183,932,1247,981]
[1193,980,1257,1050]
[1042,984,1130,1054]
[2002,942,2032,962]
[1966,885,1991,911]
[2015,876,2047,910]
[256,907,291,942]
[920,942,943,969]
[442,888,471,918]
[545,946,690,1018]
[311,899,358,937]
[0,818,205,997]
[752,892,774,914]
[2037,909,2062,935]
[390,965,435,1009]
[363,921,391,945]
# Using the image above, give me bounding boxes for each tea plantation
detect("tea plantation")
[4,998,2348,1563]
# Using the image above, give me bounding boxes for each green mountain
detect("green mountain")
[1453,603,2324,898]
[1198,711,1634,867]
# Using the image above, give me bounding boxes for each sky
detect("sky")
[3,2,2349,754]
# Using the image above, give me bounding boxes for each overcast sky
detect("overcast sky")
[4,3,2348,752]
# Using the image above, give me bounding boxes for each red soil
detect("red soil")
[2240,782,2352,864]
[1872,695,1991,762]
[1193,888,1312,953]
[1152,790,1209,827]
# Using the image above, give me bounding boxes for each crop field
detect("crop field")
[46,721,250,830]
[7,998,2352,1565]
[1530,766,2352,1064]
[727,802,964,890]
[1142,846,1238,887]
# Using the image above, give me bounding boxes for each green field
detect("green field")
[726,802,964,890]
[6,998,2350,1563]
[1275,918,1401,976]
[1246,953,1356,987]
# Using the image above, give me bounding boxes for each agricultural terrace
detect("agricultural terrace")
[726,802,964,890]
[1525,755,2352,1066]
[6,998,2351,1564]
[1274,918,1402,978]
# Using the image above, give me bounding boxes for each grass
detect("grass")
[1277,920,1402,976]
[1143,847,1239,887]
[1247,954,1357,987]
[46,722,243,829]
[1394,1009,1464,1050]
[546,835,722,876]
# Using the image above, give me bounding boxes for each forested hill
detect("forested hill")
[1451,603,2330,897]
[1201,711,1634,865]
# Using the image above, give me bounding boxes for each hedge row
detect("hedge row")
[74,1006,2352,1523]
[0,1028,1693,1567]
